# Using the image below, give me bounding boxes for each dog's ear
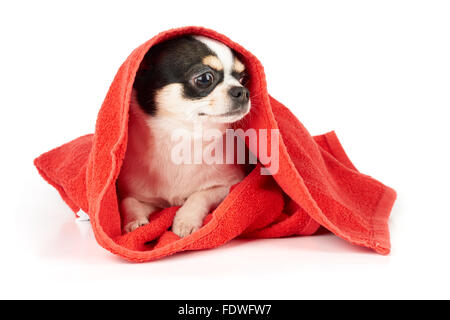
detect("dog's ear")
[134,40,168,89]
[138,50,153,72]
[134,51,153,89]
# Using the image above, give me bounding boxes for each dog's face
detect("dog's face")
[134,36,250,124]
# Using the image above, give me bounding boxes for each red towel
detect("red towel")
[34,26,396,262]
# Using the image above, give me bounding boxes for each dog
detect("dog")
[117,36,251,237]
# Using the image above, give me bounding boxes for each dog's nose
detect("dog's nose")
[229,86,250,104]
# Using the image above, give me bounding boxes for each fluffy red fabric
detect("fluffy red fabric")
[34,27,396,262]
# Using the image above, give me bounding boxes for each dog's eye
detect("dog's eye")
[239,74,249,86]
[194,72,214,89]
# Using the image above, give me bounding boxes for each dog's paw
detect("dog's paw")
[124,217,149,233]
[172,211,203,238]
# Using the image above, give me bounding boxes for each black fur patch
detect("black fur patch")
[133,36,225,116]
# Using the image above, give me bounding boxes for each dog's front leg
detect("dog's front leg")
[172,186,230,237]
[121,197,158,233]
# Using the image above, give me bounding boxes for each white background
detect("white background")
[1,0,449,299]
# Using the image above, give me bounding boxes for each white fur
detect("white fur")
[118,38,249,236]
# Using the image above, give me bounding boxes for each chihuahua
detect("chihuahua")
[117,36,251,237]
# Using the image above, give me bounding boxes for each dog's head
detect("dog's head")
[134,36,250,124]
